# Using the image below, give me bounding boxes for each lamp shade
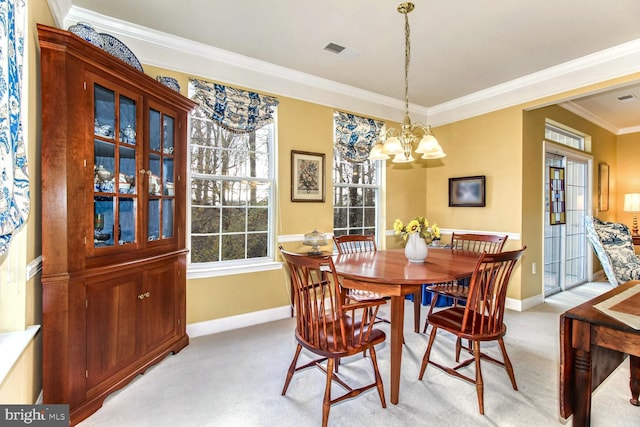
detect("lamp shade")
[381,136,403,155]
[624,193,640,212]
[368,143,390,160]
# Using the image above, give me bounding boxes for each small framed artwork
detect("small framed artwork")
[291,150,325,202]
[449,175,486,207]
[598,163,609,212]
[549,166,566,225]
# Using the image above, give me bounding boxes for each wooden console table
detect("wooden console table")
[559,280,640,426]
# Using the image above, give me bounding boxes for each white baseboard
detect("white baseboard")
[186,305,291,338]
[506,293,544,312]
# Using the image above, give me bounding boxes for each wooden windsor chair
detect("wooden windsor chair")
[418,247,527,414]
[423,233,508,333]
[280,247,387,427]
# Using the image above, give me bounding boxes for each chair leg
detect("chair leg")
[418,326,438,380]
[282,344,302,395]
[323,357,334,427]
[455,337,462,362]
[497,338,518,390]
[473,340,485,415]
[422,294,438,333]
[368,346,387,408]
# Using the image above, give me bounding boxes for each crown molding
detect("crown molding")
[428,38,640,126]
[52,2,640,127]
[559,101,620,135]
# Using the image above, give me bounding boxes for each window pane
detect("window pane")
[192,206,220,233]
[248,208,268,231]
[221,234,246,260]
[334,208,347,228]
[248,233,268,258]
[191,235,219,263]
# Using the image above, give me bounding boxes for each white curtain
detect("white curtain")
[0,0,28,256]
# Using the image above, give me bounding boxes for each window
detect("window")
[188,80,276,267]
[545,122,586,151]
[333,112,383,238]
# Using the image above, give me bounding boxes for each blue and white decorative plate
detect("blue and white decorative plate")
[156,76,180,92]
[68,23,104,49]
[99,33,143,72]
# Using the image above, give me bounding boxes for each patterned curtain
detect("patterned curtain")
[334,111,384,163]
[0,0,28,256]
[189,78,279,134]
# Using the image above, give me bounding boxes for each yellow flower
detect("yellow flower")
[406,219,420,234]
[393,219,404,235]
[393,215,441,243]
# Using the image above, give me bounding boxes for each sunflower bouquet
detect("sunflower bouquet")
[393,216,440,243]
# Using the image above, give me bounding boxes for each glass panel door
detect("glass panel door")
[93,83,138,248]
[147,109,176,242]
[544,149,589,296]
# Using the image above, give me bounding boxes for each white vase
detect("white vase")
[405,233,429,263]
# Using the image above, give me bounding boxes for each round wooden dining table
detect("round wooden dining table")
[333,247,480,405]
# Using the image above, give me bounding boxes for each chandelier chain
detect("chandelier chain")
[404,10,411,116]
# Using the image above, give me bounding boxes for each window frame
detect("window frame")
[332,146,383,242]
[186,110,279,279]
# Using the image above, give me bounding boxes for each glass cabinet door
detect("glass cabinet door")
[93,83,138,249]
[147,109,176,242]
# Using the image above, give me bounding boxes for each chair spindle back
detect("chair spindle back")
[462,247,526,335]
[333,234,377,254]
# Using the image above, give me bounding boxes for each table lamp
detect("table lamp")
[623,192,640,236]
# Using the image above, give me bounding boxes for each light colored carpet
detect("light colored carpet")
[78,282,638,426]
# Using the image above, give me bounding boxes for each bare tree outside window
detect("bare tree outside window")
[333,146,379,238]
[189,108,273,264]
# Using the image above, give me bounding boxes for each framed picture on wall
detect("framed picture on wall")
[291,150,325,202]
[599,163,609,212]
[448,175,486,207]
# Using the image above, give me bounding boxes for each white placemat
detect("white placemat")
[593,284,640,329]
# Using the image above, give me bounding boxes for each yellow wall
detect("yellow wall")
[617,132,640,229]
[425,108,525,298]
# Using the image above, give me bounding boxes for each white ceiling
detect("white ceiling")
[57,0,640,134]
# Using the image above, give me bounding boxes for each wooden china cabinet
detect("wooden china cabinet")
[38,24,196,425]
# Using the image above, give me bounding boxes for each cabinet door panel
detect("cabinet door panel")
[90,74,143,254]
[140,262,179,353]
[86,274,140,389]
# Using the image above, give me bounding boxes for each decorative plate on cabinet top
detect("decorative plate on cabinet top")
[68,22,104,49]
[99,33,143,72]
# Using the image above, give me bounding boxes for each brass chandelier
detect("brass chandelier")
[369,2,446,163]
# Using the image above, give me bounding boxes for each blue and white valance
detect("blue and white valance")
[0,0,28,256]
[189,78,279,134]
[334,111,384,163]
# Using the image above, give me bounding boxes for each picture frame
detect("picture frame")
[449,175,486,207]
[598,163,609,212]
[291,150,325,202]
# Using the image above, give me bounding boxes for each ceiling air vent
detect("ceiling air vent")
[324,42,346,54]
[617,94,638,103]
